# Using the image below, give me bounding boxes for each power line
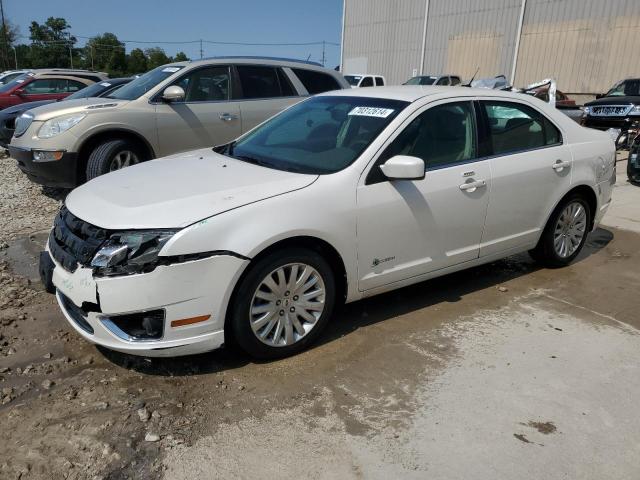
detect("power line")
[16,34,340,48]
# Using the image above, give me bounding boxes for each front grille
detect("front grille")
[590,105,631,117]
[59,291,94,334]
[49,206,108,272]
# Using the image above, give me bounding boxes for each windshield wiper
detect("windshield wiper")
[232,154,278,169]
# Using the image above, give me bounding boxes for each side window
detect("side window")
[360,76,374,87]
[66,80,85,92]
[237,65,283,99]
[375,77,384,86]
[276,68,296,96]
[291,68,340,94]
[367,101,477,184]
[436,77,449,85]
[23,79,58,94]
[450,76,461,86]
[172,66,230,102]
[482,101,561,155]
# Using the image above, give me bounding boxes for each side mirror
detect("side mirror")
[380,155,425,180]
[595,93,604,99]
[14,88,25,96]
[162,85,185,102]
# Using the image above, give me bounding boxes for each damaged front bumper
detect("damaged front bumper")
[40,243,248,357]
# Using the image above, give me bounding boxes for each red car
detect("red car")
[0,70,107,110]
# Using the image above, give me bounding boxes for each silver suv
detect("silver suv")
[9,57,349,187]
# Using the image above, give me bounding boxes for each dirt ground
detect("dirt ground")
[1,154,639,479]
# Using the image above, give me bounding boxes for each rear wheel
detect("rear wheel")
[530,194,591,267]
[86,139,146,181]
[230,248,336,359]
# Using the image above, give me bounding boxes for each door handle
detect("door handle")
[459,179,487,192]
[552,159,571,171]
[219,113,238,122]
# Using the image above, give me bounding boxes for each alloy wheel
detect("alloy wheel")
[109,150,140,171]
[553,201,587,258]
[249,263,326,347]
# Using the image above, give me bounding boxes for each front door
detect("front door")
[155,65,241,156]
[477,100,572,256]
[356,101,491,291]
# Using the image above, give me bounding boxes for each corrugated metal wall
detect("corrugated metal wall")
[422,0,522,81]
[342,0,640,93]
[341,0,425,84]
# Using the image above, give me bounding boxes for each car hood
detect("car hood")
[27,97,129,121]
[585,96,640,106]
[1,99,55,115]
[65,148,318,230]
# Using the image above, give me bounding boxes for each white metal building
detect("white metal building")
[341,0,640,94]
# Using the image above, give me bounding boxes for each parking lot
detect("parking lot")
[0,151,637,479]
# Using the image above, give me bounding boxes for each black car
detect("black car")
[582,78,640,131]
[0,77,132,148]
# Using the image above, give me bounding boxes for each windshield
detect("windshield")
[605,79,640,97]
[0,73,30,93]
[65,81,115,100]
[221,96,408,174]
[0,72,25,85]
[344,75,362,86]
[405,76,436,85]
[107,65,183,100]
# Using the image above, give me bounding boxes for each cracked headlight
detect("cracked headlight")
[91,230,177,277]
[37,113,86,139]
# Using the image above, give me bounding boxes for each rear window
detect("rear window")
[292,68,340,94]
[375,77,384,86]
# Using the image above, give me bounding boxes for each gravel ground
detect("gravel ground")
[0,153,65,246]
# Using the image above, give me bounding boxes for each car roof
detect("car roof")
[317,85,536,103]
[167,56,333,71]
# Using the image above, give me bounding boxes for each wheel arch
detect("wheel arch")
[223,235,348,343]
[76,129,156,183]
[547,184,598,232]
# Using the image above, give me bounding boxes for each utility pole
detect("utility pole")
[69,43,73,68]
[199,39,203,59]
[321,40,326,67]
[12,46,16,68]
[90,44,94,70]
[0,0,9,71]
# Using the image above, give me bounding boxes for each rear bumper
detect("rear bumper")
[8,145,78,188]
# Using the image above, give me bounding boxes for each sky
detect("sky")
[6,0,344,67]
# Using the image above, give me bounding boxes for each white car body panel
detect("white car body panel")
[49,86,614,356]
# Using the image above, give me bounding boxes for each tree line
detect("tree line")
[0,17,190,77]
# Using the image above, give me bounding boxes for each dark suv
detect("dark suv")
[582,78,640,130]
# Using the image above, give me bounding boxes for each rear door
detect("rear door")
[155,65,241,155]
[478,100,571,256]
[235,65,301,133]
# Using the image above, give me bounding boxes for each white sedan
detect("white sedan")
[40,86,616,359]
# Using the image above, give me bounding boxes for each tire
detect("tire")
[529,194,591,267]
[86,139,145,181]
[229,248,336,359]
[627,160,640,185]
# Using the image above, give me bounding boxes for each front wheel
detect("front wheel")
[229,248,336,359]
[530,194,591,267]
[86,139,146,181]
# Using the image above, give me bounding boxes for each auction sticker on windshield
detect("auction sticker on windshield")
[348,106,395,118]
[162,67,181,73]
